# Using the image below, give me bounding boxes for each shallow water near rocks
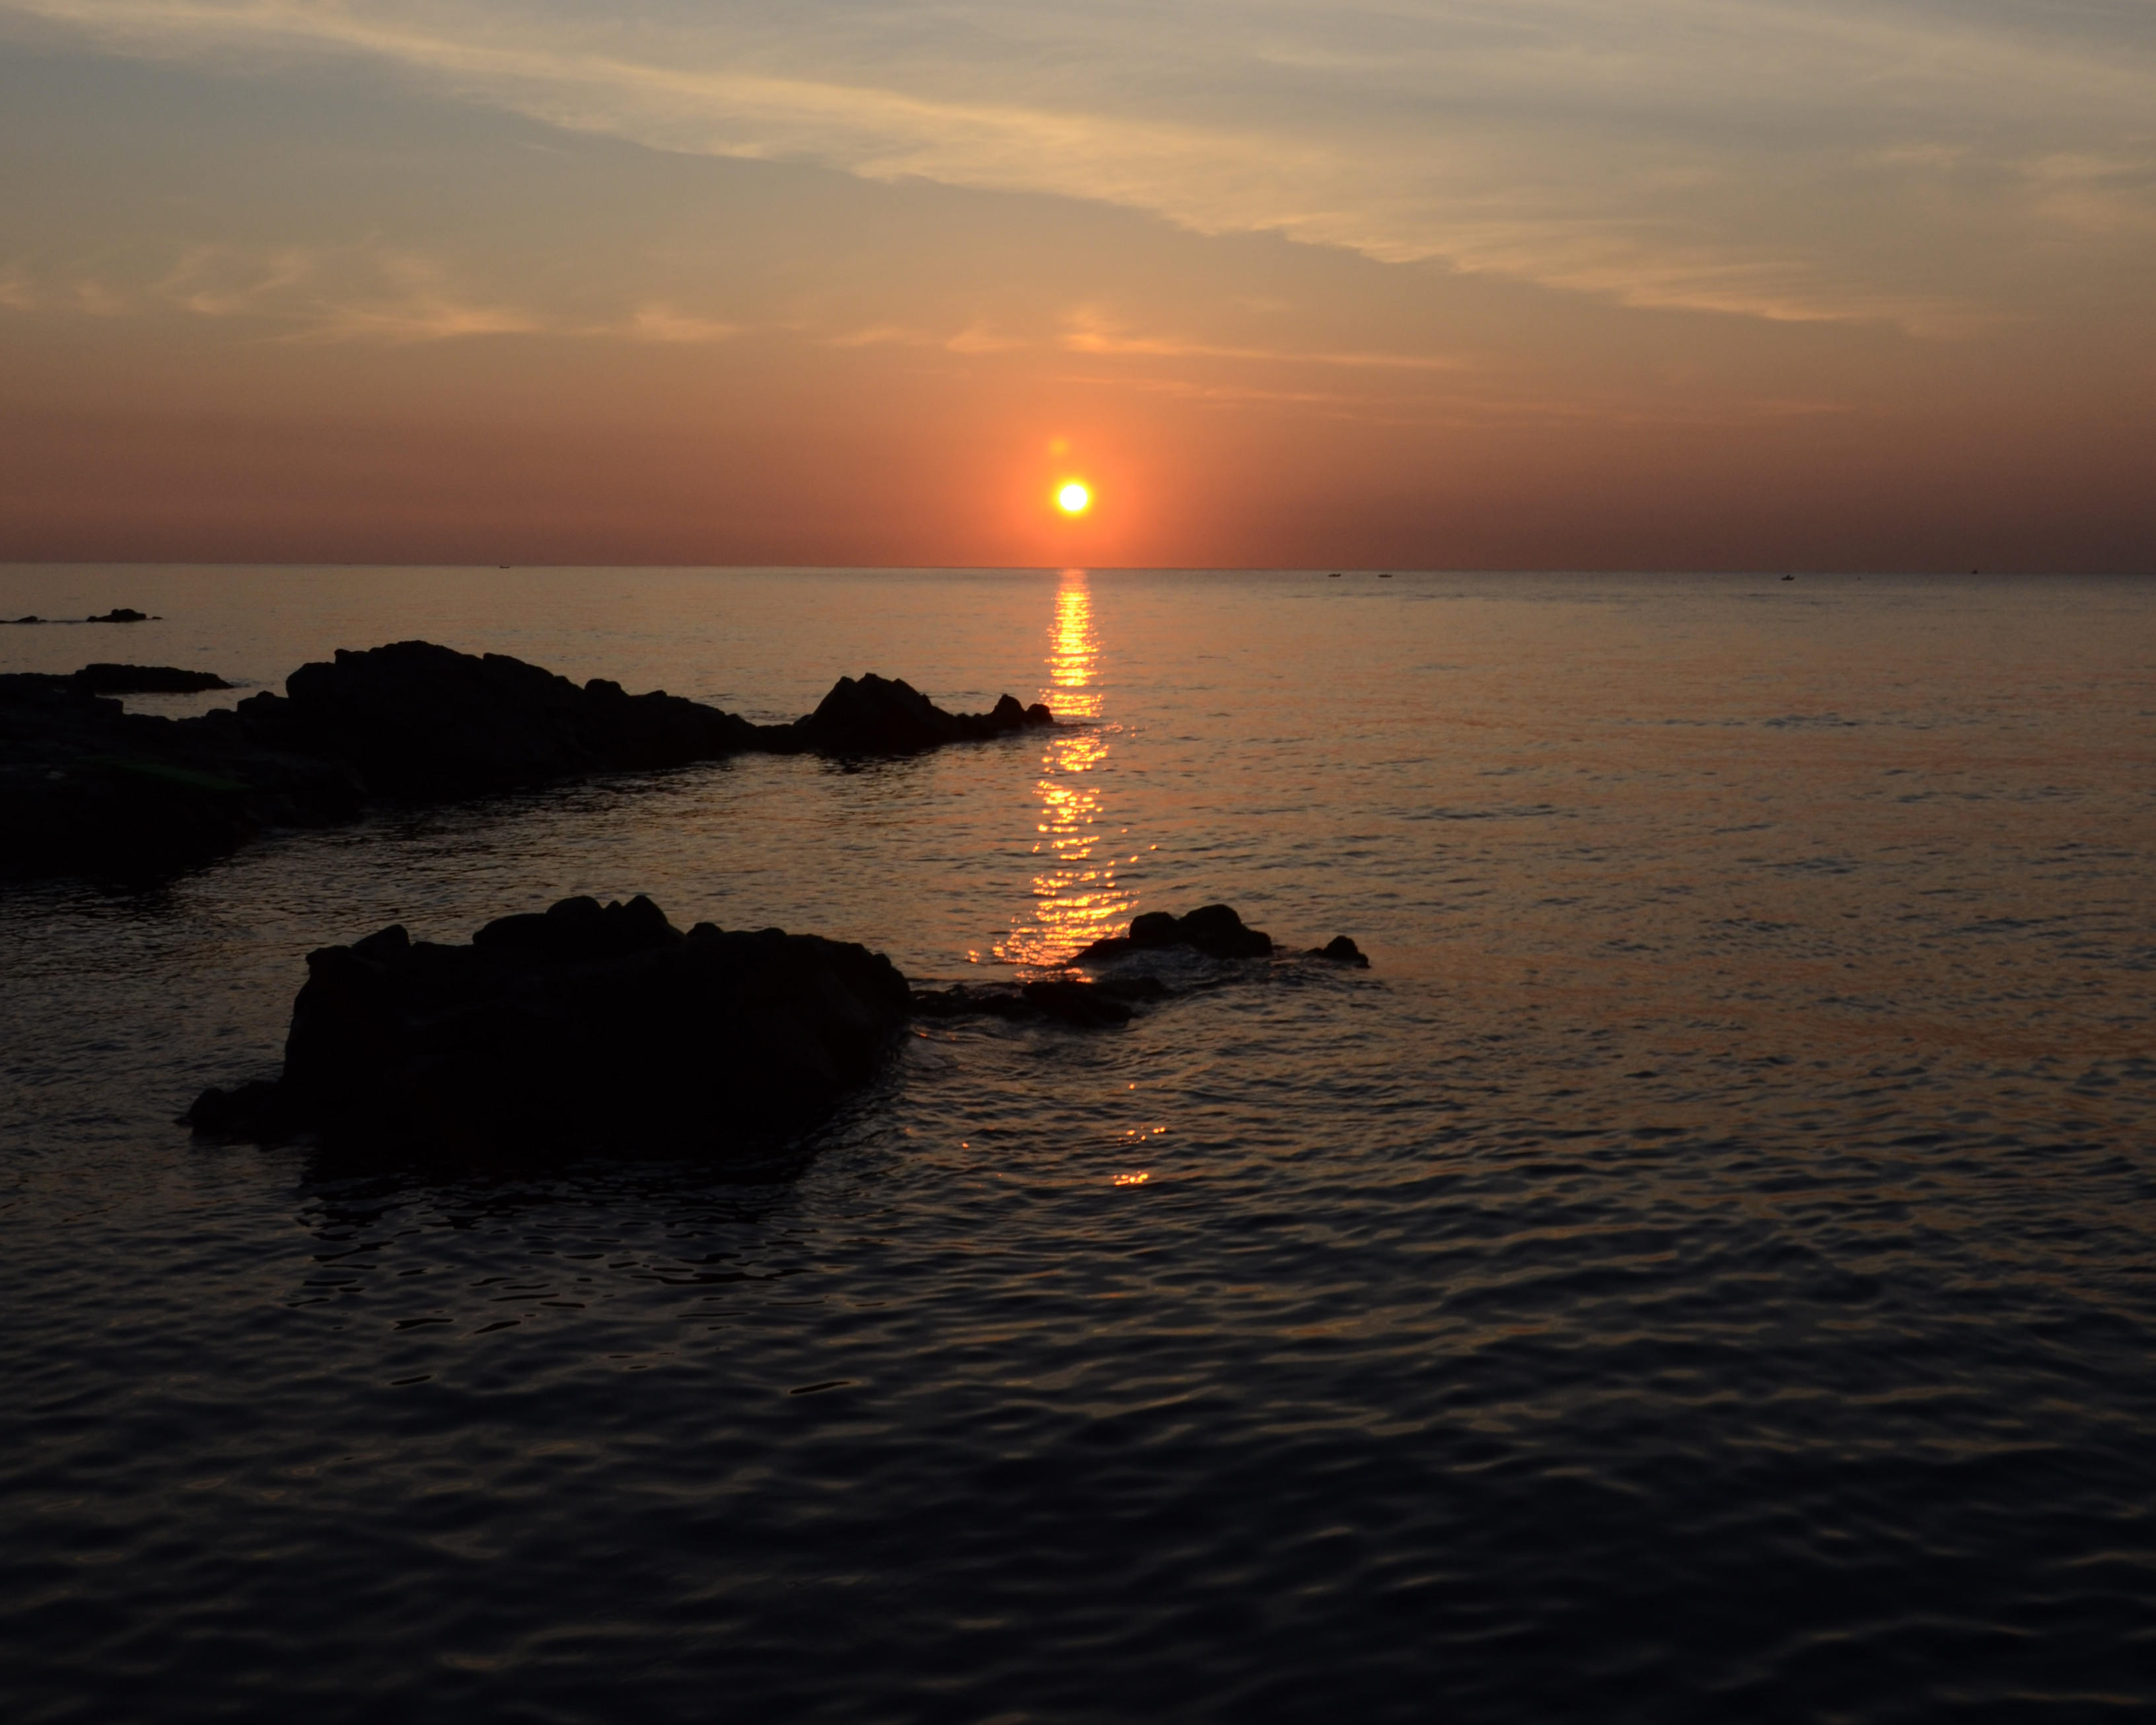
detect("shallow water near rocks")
[3,566,2153,1723]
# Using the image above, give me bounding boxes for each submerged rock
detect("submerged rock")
[1073,905,1371,970]
[910,971,1166,1030]
[184,895,910,1160]
[1075,903,1276,963]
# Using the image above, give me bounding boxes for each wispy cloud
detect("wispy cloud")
[1059,308,1472,372]
[820,321,1030,353]
[624,304,741,344]
[6,0,2154,332]
[0,242,732,343]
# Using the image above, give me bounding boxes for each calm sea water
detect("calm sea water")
[2,566,2153,1723]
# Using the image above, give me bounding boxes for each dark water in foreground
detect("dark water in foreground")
[2,566,2153,1723]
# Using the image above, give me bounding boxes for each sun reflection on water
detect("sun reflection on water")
[993,570,1136,971]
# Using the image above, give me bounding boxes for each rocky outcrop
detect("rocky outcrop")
[217,645,1056,797]
[910,909,1369,1031]
[786,673,1053,756]
[221,641,768,799]
[5,610,161,625]
[3,641,1057,879]
[184,895,910,1160]
[0,672,361,879]
[1074,903,1277,963]
[180,893,1370,1156]
[1073,906,1371,969]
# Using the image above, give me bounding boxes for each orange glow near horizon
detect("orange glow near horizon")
[3,17,2152,572]
[994,571,1137,971]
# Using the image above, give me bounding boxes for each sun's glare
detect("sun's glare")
[1057,482,1091,515]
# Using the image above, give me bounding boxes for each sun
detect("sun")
[1057,481,1092,515]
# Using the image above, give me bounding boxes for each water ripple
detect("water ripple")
[3,568,2153,1720]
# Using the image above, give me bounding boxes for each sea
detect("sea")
[1,566,2152,1723]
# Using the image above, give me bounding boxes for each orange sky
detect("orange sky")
[2,3,2152,570]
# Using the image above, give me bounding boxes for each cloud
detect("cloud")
[6,0,2155,332]
[157,244,316,318]
[1058,307,1472,372]
[0,241,656,342]
[625,305,741,344]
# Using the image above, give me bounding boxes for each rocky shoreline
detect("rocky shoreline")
[2,640,1054,880]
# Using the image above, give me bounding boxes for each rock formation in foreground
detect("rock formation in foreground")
[185,895,910,1161]
[184,897,1368,1157]
[2,640,1056,879]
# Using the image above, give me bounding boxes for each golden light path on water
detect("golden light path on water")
[993,569,1138,971]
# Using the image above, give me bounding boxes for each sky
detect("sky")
[1,0,2152,569]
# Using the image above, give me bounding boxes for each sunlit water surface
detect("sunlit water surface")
[3,567,2153,1723]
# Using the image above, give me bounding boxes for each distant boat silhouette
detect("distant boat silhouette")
[1379,571,1392,579]
[1328,571,1342,578]
[1782,574,1794,581]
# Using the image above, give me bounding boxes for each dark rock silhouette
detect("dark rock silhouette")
[0,671,361,879]
[222,643,1051,794]
[223,640,766,798]
[5,613,163,624]
[180,891,1365,1155]
[3,640,1058,879]
[72,664,232,694]
[1075,903,1276,963]
[789,673,1054,756]
[184,895,910,1159]
[1073,905,1369,969]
